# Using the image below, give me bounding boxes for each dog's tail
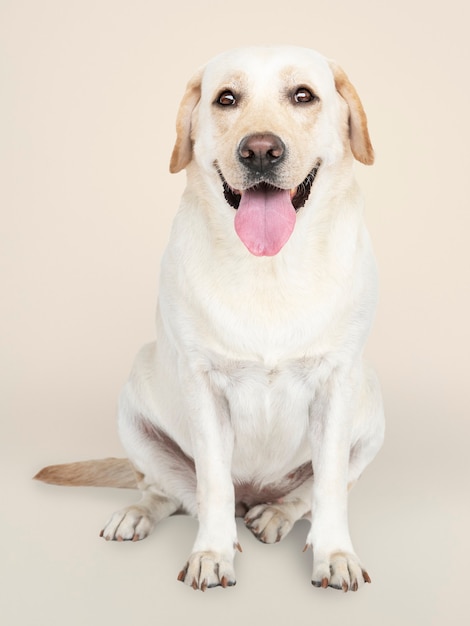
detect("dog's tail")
[33,458,140,489]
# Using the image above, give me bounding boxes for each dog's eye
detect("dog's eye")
[293,87,316,104]
[217,91,237,106]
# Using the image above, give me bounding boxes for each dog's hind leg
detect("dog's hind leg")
[347,366,385,490]
[244,477,313,544]
[100,478,180,542]
[100,409,198,542]
[101,343,200,543]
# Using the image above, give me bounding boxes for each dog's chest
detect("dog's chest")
[208,355,325,481]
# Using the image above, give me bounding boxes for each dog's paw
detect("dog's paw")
[100,506,155,542]
[310,550,371,592]
[177,551,236,591]
[244,503,295,544]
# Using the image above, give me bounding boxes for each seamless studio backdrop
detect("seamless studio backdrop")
[1,1,469,625]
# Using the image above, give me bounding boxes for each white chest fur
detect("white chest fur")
[207,354,327,483]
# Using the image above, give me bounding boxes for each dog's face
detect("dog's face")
[170,47,374,256]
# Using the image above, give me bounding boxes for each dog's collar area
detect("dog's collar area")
[216,161,321,211]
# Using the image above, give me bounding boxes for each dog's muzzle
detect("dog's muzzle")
[215,156,321,257]
[219,161,321,212]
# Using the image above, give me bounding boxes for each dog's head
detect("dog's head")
[169,46,374,257]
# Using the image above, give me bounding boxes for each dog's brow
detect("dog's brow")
[213,71,245,91]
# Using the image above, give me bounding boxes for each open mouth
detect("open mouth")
[219,161,321,212]
[215,160,321,257]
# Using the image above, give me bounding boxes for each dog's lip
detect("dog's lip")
[217,161,321,211]
[225,187,296,198]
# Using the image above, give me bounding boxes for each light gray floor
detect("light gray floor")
[2,384,469,626]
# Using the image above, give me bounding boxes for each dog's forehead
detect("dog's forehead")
[201,46,334,93]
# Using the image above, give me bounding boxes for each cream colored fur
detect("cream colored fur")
[36,46,384,593]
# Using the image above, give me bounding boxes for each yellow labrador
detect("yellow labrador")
[36,46,385,593]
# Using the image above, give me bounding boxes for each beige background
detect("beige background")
[1,0,469,624]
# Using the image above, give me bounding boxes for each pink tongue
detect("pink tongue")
[234,187,296,256]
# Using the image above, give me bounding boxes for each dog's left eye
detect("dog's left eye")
[217,91,237,106]
[293,87,316,104]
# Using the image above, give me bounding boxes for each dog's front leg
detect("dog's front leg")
[177,373,238,591]
[307,371,370,592]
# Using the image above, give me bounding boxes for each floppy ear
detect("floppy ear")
[169,68,203,173]
[328,61,374,165]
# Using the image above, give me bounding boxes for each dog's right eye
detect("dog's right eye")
[293,87,317,104]
[216,91,237,106]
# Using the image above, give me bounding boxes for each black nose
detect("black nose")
[238,133,285,173]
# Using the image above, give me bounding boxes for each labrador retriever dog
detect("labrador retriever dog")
[35,46,385,593]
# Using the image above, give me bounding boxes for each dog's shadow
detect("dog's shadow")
[235,517,312,582]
